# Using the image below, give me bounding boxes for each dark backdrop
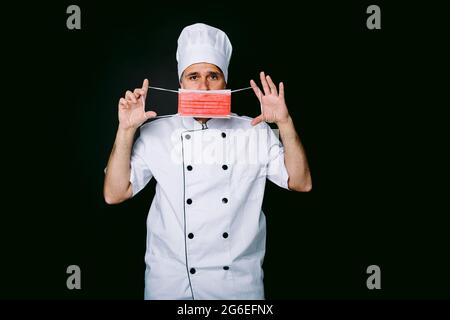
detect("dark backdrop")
[2,1,448,299]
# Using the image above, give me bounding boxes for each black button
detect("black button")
[222,165,228,170]
[190,268,196,274]
[185,134,191,139]
[223,266,229,270]
[222,198,228,204]
[187,198,192,205]
[188,233,194,239]
[221,132,226,138]
[187,165,193,171]
[223,232,229,238]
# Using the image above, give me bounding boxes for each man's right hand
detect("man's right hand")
[118,79,157,130]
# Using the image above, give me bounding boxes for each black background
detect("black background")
[1,1,448,299]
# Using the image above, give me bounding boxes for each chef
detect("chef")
[103,23,312,300]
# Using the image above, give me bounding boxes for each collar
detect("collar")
[181,114,237,130]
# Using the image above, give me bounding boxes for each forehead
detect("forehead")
[183,63,222,74]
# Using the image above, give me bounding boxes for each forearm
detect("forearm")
[277,116,312,192]
[103,127,137,203]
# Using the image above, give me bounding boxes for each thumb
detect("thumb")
[145,111,157,119]
[251,115,264,126]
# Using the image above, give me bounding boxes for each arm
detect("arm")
[276,116,312,192]
[103,127,136,204]
[103,79,157,204]
[250,72,312,192]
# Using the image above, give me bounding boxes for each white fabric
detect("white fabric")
[129,114,290,300]
[176,23,232,82]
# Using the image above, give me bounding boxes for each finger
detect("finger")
[125,90,137,103]
[251,114,264,126]
[144,111,157,119]
[142,79,149,98]
[125,90,137,104]
[134,88,145,99]
[279,82,285,99]
[119,98,128,109]
[260,71,271,95]
[266,75,278,95]
[250,79,262,101]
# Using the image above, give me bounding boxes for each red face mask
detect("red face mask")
[178,89,231,118]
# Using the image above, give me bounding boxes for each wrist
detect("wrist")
[276,115,293,129]
[117,126,137,140]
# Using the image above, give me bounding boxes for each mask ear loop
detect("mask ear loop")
[258,88,264,117]
[152,114,179,119]
[229,86,263,122]
[230,87,251,93]
[145,86,180,119]
[145,85,263,121]
[148,86,178,93]
[228,86,261,122]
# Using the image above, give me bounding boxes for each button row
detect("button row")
[186,198,228,205]
[185,164,228,171]
[185,132,227,140]
[187,232,229,239]
[189,266,230,274]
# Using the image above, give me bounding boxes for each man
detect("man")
[103,23,312,299]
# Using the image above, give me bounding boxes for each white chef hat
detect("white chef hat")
[176,23,233,83]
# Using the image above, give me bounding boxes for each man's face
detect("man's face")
[180,63,226,90]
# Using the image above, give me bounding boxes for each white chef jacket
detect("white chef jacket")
[129,113,290,300]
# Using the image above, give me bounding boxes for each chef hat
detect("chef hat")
[176,23,233,83]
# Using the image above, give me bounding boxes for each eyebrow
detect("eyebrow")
[184,72,199,77]
[184,71,221,78]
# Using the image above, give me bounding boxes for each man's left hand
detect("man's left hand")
[250,71,290,126]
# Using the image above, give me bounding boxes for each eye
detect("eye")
[210,74,219,80]
[189,75,198,80]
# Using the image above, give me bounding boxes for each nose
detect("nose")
[198,77,209,91]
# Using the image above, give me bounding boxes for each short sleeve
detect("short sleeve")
[266,126,290,190]
[129,135,153,196]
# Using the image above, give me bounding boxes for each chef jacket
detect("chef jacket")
[128,113,290,300]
